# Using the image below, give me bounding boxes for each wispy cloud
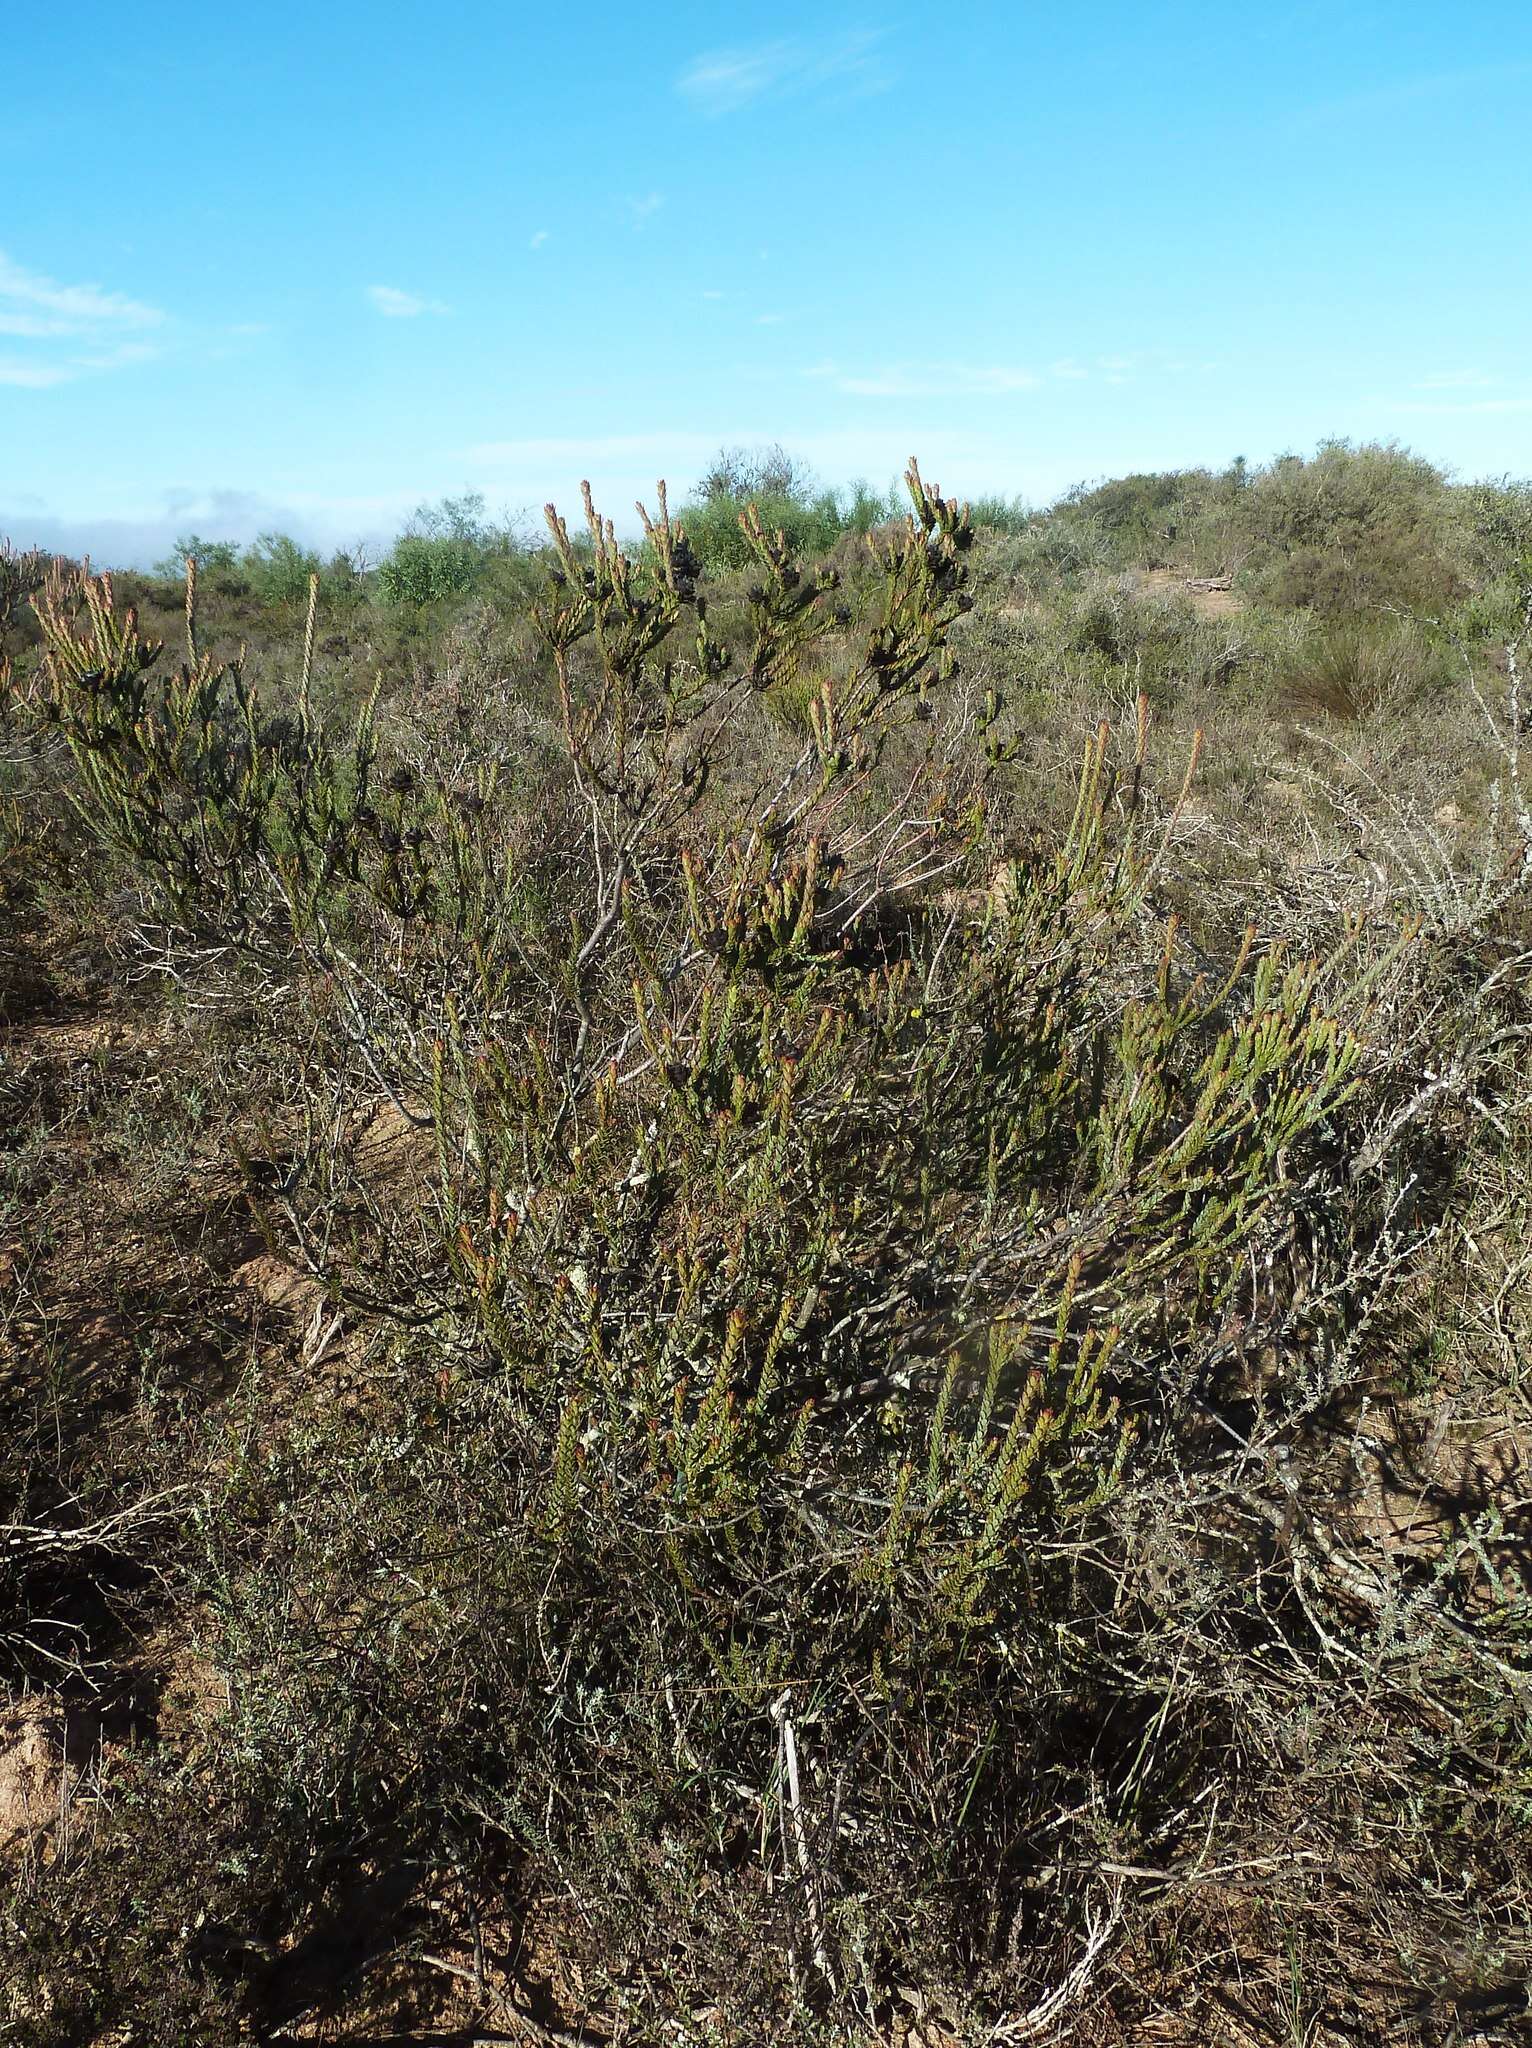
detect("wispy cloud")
[1293,60,1532,129]
[73,342,161,374]
[624,193,664,230]
[0,250,164,388]
[677,31,892,118]
[797,351,1208,400]
[1397,395,1532,416]
[1411,369,1496,392]
[0,356,77,388]
[0,250,162,335]
[459,428,1040,527]
[0,311,82,339]
[366,284,450,318]
[529,230,550,251]
[806,360,1043,399]
[465,432,725,467]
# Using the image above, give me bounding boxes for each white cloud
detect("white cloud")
[529,230,549,250]
[756,312,787,326]
[366,284,450,318]
[677,31,892,117]
[702,289,725,301]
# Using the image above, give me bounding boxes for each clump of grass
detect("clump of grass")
[1280,616,1448,723]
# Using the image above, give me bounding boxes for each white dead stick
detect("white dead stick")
[770,1689,835,1992]
[301,1298,345,1368]
[987,1887,1122,2044]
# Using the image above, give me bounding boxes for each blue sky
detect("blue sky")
[5,1,1532,564]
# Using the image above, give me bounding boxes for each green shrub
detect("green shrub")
[966,491,1032,535]
[1232,438,1466,614]
[1061,468,1212,565]
[983,509,1112,588]
[376,491,536,607]
[1463,476,1532,594]
[1001,445,1474,604]
[377,531,483,605]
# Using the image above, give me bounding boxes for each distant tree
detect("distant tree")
[154,534,240,578]
[1060,470,1211,566]
[1464,475,1532,584]
[694,444,817,505]
[403,492,492,545]
[242,532,322,606]
[675,448,902,571]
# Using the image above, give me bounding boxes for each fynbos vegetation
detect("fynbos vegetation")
[1,444,1530,2044]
